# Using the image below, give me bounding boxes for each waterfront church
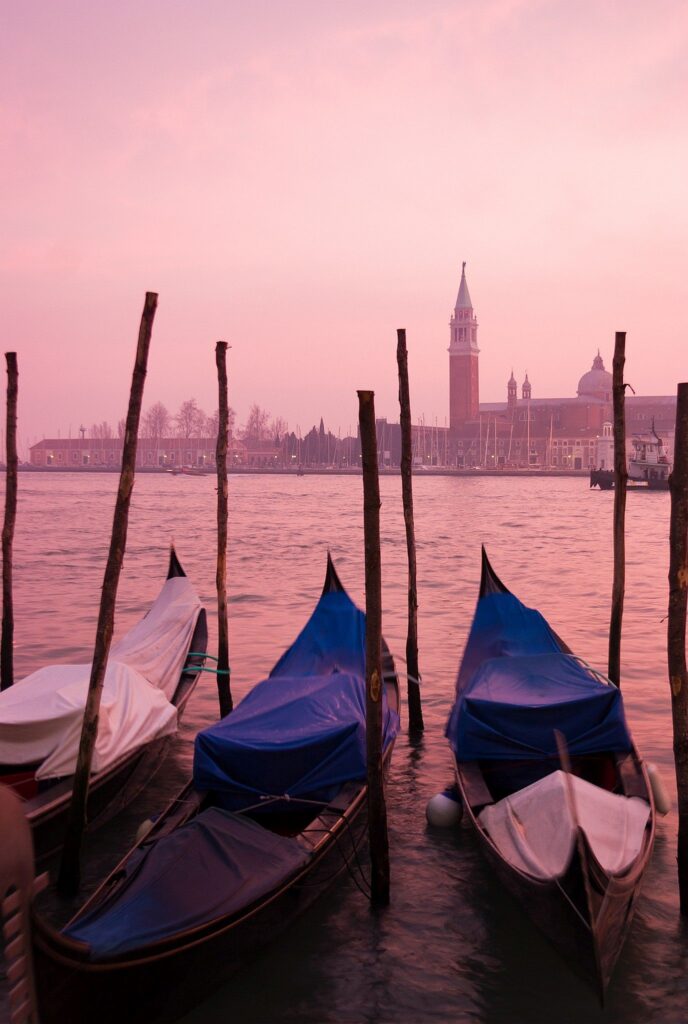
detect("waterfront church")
[445,264,676,470]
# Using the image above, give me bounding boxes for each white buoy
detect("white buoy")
[426,788,463,827]
[646,762,671,816]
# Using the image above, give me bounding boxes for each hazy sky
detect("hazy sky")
[3,0,687,450]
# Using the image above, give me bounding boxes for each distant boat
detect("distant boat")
[446,548,655,996]
[170,466,208,477]
[590,422,671,491]
[628,422,671,489]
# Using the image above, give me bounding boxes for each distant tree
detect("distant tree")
[204,407,235,439]
[89,421,113,439]
[142,402,170,440]
[270,416,288,441]
[117,418,126,439]
[240,404,271,441]
[175,398,206,438]
[205,409,220,439]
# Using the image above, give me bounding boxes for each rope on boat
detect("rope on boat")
[187,652,218,661]
[194,667,231,676]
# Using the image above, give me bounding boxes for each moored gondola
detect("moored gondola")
[446,548,655,996]
[30,554,400,1023]
[0,547,207,864]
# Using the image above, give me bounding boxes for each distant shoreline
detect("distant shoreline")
[9,466,589,478]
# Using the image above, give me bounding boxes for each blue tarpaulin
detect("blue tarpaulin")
[269,590,367,681]
[194,586,398,811]
[194,670,398,811]
[65,808,309,958]
[447,591,632,761]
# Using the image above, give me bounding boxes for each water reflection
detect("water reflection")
[1,473,681,1022]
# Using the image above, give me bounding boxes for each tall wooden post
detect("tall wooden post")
[215,341,233,718]
[357,389,390,906]
[58,292,157,895]
[396,329,424,732]
[669,381,688,913]
[608,331,627,687]
[1,353,18,691]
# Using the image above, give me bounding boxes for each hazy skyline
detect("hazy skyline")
[3,0,687,453]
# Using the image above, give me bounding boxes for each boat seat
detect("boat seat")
[615,753,648,800]
[460,762,494,809]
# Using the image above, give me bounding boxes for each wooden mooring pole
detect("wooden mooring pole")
[608,331,627,687]
[215,340,233,718]
[357,389,390,906]
[1,353,18,692]
[396,329,424,733]
[58,292,157,896]
[669,381,688,913]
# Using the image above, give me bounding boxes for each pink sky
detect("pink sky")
[2,0,688,452]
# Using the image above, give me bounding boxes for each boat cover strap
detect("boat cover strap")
[64,808,309,958]
[478,770,650,879]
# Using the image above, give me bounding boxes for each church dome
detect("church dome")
[577,352,612,401]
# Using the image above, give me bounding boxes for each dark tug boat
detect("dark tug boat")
[31,555,400,1024]
[0,548,208,865]
[446,549,655,996]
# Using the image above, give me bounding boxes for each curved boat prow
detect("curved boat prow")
[480,547,510,598]
[322,551,346,596]
[167,545,186,579]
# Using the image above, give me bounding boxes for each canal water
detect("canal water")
[4,472,686,1023]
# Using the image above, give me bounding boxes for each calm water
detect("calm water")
[4,472,687,1023]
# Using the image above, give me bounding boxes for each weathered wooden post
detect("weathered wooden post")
[215,340,233,718]
[608,331,627,687]
[357,388,390,906]
[1,352,18,691]
[58,292,157,895]
[669,381,688,913]
[396,329,424,732]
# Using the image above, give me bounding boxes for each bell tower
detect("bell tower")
[449,262,479,429]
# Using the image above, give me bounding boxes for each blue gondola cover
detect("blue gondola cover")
[65,809,310,957]
[195,586,398,810]
[447,592,632,761]
[194,670,398,811]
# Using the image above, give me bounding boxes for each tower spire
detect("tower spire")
[454,262,473,311]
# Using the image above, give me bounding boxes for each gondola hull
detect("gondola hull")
[448,549,655,995]
[30,555,399,1023]
[455,753,654,994]
[32,763,386,1024]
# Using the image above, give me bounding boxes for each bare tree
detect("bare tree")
[89,421,113,439]
[175,398,206,438]
[142,401,170,440]
[270,416,288,440]
[240,404,271,441]
[117,418,126,439]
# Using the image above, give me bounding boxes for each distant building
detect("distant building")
[446,264,677,469]
[29,436,248,469]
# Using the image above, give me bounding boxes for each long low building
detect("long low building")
[29,436,250,469]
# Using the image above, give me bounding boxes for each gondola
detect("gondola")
[0,548,207,864]
[446,548,655,996]
[30,554,400,1024]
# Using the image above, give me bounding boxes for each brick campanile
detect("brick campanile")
[448,262,479,429]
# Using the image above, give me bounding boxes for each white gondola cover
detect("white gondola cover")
[478,770,650,879]
[0,576,201,779]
